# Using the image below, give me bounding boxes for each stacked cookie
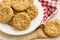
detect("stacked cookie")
[0,0,38,30]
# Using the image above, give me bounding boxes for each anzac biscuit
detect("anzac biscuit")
[0,3,4,9]
[0,6,14,23]
[30,0,33,4]
[26,5,38,20]
[11,0,30,11]
[53,19,60,33]
[11,12,31,30]
[44,20,60,37]
[2,0,11,6]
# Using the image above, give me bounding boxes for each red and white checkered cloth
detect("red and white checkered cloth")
[38,0,58,25]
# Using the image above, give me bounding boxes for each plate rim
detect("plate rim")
[0,0,44,35]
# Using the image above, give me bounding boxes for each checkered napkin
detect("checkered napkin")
[38,0,58,25]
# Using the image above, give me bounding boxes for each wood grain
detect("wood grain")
[17,28,48,40]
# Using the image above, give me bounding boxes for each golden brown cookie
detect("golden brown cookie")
[30,0,33,4]
[44,20,60,37]
[53,19,60,33]
[0,6,14,23]
[0,3,4,9]
[11,0,30,11]
[11,12,31,30]
[26,5,38,20]
[2,0,11,6]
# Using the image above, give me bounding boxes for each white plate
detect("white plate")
[0,0,43,35]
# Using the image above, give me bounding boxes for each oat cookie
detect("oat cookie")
[11,0,30,11]
[44,20,60,37]
[0,3,4,9]
[26,5,38,20]
[30,0,33,4]
[53,19,60,33]
[11,12,31,30]
[31,0,33,3]
[2,0,11,6]
[0,6,14,23]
